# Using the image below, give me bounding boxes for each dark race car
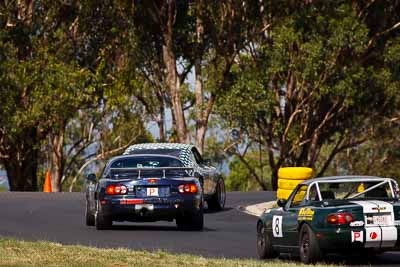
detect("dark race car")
[85,143,225,230]
[257,176,400,263]
[85,154,203,230]
[123,143,226,210]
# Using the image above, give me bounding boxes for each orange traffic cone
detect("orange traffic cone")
[43,170,52,192]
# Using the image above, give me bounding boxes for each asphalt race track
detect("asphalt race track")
[1,191,400,266]
[0,191,271,259]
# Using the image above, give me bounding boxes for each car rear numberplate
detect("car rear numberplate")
[135,186,170,197]
[369,215,390,225]
[147,187,158,196]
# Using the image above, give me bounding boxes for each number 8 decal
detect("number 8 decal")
[272,215,283,237]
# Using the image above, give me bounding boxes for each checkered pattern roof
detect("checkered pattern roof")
[123,143,195,167]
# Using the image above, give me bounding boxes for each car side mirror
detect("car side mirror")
[277,199,287,207]
[86,173,97,183]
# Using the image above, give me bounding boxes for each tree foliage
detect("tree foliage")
[0,0,399,191]
[216,0,400,189]
[0,0,150,191]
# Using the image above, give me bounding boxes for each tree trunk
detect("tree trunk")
[195,120,207,154]
[194,3,213,154]
[4,157,38,191]
[157,95,166,142]
[49,127,65,192]
[157,117,165,142]
[194,12,205,153]
[163,41,187,144]
[2,129,39,191]
[162,0,188,144]
[271,167,279,191]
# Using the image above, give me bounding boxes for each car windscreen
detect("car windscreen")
[317,180,395,200]
[107,156,189,179]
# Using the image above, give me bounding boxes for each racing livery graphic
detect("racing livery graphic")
[257,176,400,263]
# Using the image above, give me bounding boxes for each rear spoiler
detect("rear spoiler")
[109,167,194,179]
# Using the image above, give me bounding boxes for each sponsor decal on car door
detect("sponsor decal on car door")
[352,200,397,248]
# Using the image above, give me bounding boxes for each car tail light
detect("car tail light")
[147,179,157,183]
[106,184,128,195]
[327,213,353,224]
[178,184,197,193]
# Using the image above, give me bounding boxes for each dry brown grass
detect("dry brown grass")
[0,238,341,267]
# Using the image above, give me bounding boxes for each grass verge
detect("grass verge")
[0,238,340,267]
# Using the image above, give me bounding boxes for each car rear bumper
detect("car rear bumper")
[316,227,400,252]
[98,195,202,222]
[317,229,365,251]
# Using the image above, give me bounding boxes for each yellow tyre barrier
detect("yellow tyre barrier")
[278,167,313,180]
[293,194,305,203]
[276,188,292,199]
[278,178,305,190]
[277,188,306,202]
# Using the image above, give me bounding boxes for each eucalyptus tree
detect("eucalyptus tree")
[217,0,400,189]
[0,0,139,191]
[0,1,97,191]
[129,0,258,153]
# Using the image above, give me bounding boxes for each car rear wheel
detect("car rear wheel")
[95,202,112,230]
[208,178,226,211]
[85,200,95,226]
[299,224,322,264]
[176,203,204,231]
[257,222,279,259]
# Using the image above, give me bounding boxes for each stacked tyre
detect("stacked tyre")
[276,167,312,200]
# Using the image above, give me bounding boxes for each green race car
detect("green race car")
[257,176,400,263]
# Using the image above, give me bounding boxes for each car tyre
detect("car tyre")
[85,200,95,226]
[208,178,226,211]
[257,222,279,259]
[176,202,204,231]
[95,203,112,230]
[299,224,322,264]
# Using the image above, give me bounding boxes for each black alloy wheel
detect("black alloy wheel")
[176,199,204,231]
[208,178,226,211]
[299,224,322,264]
[85,199,95,226]
[95,201,112,230]
[257,223,279,259]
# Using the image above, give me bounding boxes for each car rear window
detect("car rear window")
[107,156,189,179]
[111,156,184,168]
[317,180,394,200]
